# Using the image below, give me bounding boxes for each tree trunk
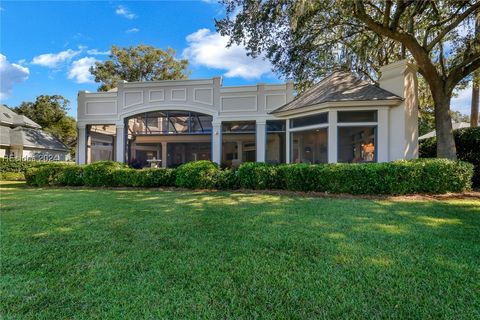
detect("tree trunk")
[432,90,457,159]
[471,70,479,127]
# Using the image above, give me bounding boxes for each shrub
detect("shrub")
[56,166,84,186]
[0,172,25,181]
[279,159,472,194]
[215,169,239,190]
[237,162,284,189]
[83,161,127,187]
[0,158,35,173]
[175,160,220,189]
[420,127,480,187]
[25,163,69,187]
[137,168,176,187]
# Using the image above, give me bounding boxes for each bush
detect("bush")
[0,158,36,173]
[83,161,127,187]
[23,159,472,194]
[56,166,84,186]
[420,127,480,187]
[175,160,220,189]
[278,159,473,194]
[215,169,239,190]
[237,162,285,189]
[25,163,69,187]
[0,172,25,181]
[113,168,177,188]
[137,168,176,187]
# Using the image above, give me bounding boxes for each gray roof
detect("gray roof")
[10,127,69,151]
[418,122,472,140]
[0,126,11,146]
[271,71,402,114]
[0,105,41,128]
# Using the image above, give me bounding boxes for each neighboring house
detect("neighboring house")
[0,105,70,161]
[419,122,472,140]
[76,59,418,168]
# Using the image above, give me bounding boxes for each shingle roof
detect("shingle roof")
[0,105,41,128]
[270,71,402,114]
[10,127,69,151]
[0,126,11,146]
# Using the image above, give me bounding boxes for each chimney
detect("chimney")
[379,60,419,160]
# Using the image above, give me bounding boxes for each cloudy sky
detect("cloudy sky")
[0,1,473,118]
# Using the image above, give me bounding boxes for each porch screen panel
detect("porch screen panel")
[221,121,256,168]
[266,120,286,164]
[338,126,376,162]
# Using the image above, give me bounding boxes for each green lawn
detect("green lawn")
[1,182,479,319]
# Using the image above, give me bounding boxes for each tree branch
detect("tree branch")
[426,2,480,52]
[390,0,414,30]
[446,56,480,91]
[383,0,392,27]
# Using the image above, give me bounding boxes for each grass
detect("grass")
[1,182,479,319]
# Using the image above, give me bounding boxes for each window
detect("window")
[125,111,213,168]
[290,113,328,128]
[127,111,213,135]
[291,128,328,164]
[222,121,256,168]
[338,126,376,163]
[338,111,377,123]
[266,120,286,164]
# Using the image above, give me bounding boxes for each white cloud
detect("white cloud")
[125,28,140,34]
[183,28,272,79]
[0,54,30,100]
[68,57,97,83]
[31,49,80,68]
[116,5,136,19]
[87,49,111,55]
[451,85,473,115]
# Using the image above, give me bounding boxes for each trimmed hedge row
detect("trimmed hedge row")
[420,127,480,187]
[0,158,73,181]
[24,159,473,194]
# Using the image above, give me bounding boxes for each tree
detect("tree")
[471,11,479,128]
[472,70,480,127]
[89,45,189,91]
[13,95,77,156]
[217,0,480,159]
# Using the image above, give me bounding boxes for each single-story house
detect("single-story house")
[0,105,70,161]
[418,122,473,140]
[76,59,418,168]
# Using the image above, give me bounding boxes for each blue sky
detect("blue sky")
[0,0,473,118]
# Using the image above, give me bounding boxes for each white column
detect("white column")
[212,122,221,164]
[256,121,266,162]
[237,142,243,161]
[77,125,87,164]
[285,119,291,163]
[115,124,125,163]
[161,142,167,168]
[328,110,338,163]
[377,108,389,162]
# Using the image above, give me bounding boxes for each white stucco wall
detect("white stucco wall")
[77,60,418,165]
[379,60,419,161]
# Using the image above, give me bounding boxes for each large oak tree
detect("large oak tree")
[89,45,189,92]
[216,0,480,159]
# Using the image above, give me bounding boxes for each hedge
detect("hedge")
[24,159,473,194]
[175,160,220,189]
[420,127,480,187]
[0,158,73,181]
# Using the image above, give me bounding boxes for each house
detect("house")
[0,105,70,161]
[418,122,472,140]
[76,59,418,168]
